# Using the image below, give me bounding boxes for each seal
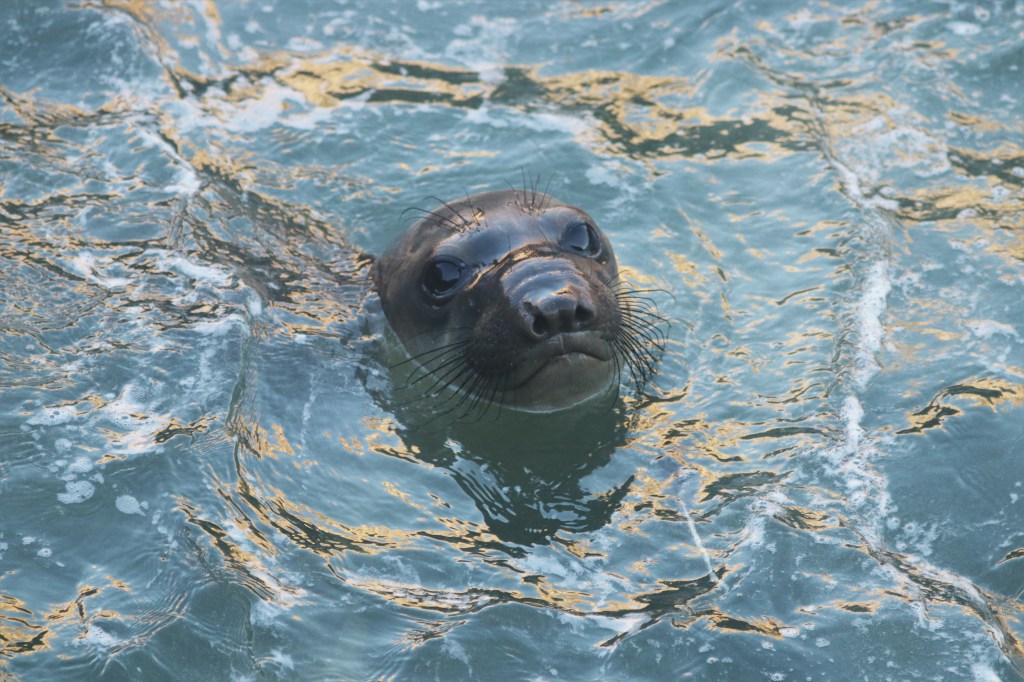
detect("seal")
[372,188,662,418]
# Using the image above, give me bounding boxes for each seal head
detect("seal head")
[373,189,657,415]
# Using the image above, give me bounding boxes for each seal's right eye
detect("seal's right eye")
[421,256,465,301]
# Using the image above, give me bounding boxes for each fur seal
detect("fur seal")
[372,188,662,418]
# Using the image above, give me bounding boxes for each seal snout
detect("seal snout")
[521,289,596,340]
[503,258,600,342]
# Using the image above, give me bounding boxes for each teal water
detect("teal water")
[2,0,1023,679]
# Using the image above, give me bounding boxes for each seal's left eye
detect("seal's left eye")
[421,256,465,301]
[560,221,601,256]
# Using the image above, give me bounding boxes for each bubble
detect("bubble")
[58,480,96,504]
[115,495,144,515]
[67,456,94,474]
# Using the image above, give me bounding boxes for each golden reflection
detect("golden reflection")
[835,600,879,614]
[230,419,279,461]
[772,505,838,532]
[528,575,594,612]
[563,539,606,561]
[703,608,788,637]
[216,424,427,562]
[948,111,1007,133]
[337,435,365,455]
[153,416,212,444]
[561,3,616,19]
[0,591,48,658]
[279,49,487,109]
[345,575,529,615]
[100,0,160,25]
[384,482,425,511]
[898,377,1023,435]
[667,252,710,296]
[268,423,295,457]
[130,30,810,167]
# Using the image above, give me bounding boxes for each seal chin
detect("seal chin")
[506,351,617,413]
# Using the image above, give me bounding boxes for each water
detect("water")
[1,0,1022,679]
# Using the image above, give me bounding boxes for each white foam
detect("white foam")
[58,480,95,504]
[115,495,144,515]
[67,456,94,475]
[192,313,249,337]
[788,8,817,29]
[134,128,201,195]
[250,600,283,627]
[279,104,334,131]
[463,106,588,137]
[442,638,471,668]
[148,250,233,286]
[590,613,646,639]
[852,261,892,390]
[586,160,632,189]
[67,252,133,289]
[970,663,1001,681]
[81,625,119,647]
[947,21,981,36]
[192,78,308,134]
[445,16,516,75]
[267,650,294,671]
[27,404,80,426]
[965,320,1019,340]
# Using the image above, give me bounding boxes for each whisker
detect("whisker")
[423,359,477,398]
[402,206,453,230]
[389,336,471,371]
[408,350,471,389]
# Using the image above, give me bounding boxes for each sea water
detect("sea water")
[1,0,1022,679]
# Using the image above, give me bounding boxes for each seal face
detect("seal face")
[373,189,660,416]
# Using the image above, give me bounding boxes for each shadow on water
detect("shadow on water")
[389,391,636,547]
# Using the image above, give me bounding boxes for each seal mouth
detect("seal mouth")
[508,331,614,388]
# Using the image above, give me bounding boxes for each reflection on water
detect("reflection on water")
[1,0,1022,679]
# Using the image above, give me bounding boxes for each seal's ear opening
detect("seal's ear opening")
[369,255,386,296]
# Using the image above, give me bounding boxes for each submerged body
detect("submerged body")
[372,189,661,415]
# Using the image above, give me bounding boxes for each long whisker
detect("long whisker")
[389,336,471,370]
[402,205,469,233]
[610,281,669,397]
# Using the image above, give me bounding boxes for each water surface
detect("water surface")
[1,0,1023,679]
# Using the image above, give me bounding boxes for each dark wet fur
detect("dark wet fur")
[389,282,667,426]
[402,171,555,234]
[385,176,668,426]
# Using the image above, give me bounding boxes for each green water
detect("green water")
[1,0,1022,679]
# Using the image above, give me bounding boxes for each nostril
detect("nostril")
[574,303,594,327]
[521,292,592,338]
